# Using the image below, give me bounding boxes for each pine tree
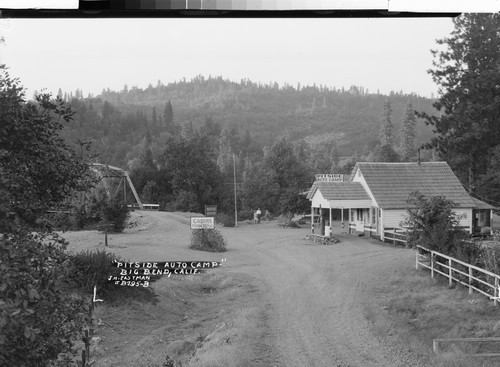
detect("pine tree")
[163,100,174,132]
[152,106,158,126]
[330,142,340,169]
[420,13,500,196]
[379,101,393,147]
[217,129,233,174]
[398,103,416,161]
[145,127,152,146]
[180,121,194,141]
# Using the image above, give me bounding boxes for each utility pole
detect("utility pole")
[233,153,238,228]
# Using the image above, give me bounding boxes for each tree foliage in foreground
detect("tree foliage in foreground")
[419,14,500,203]
[0,70,94,366]
[0,69,93,233]
[402,192,468,254]
[0,233,90,366]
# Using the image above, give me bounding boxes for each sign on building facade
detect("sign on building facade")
[315,174,344,182]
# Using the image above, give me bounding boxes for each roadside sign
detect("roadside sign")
[205,205,217,217]
[190,216,215,229]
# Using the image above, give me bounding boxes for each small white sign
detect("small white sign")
[190,217,215,229]
[315,174,343,182]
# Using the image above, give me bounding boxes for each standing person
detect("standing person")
[256,208,262,223]
[265,210,271,221]
[253,210,258,224]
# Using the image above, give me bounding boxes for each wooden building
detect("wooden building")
[307,162,494,240]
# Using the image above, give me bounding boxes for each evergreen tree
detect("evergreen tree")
[263,138,308,192]
[419,14,500,196]
[379,100,393,147]
[398,103,416,161]
[180,121,194,141]
[163,100,174,132]
[330,142,340,169]
[217,128,233,174]
[151,105,158,131]
[145,127,152,147]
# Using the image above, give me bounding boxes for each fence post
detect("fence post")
[433,339,439,354]
[83,329,90,362]
[431,252,434,279]
[495,278,499,306]
[393,228,396,245]
[415,249,419,270]
[449,258,453,286]
[468,267,473,295]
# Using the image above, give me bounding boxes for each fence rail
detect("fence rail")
[433,337,500,356]
[383,227,408,245]
[416,245,500,305]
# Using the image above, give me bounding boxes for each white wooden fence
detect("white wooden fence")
[416,245,500,305]
[383,227,408,245]
[433,337,500,356]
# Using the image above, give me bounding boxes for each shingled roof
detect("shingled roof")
[353,162,476,209]
[307,181,371,201]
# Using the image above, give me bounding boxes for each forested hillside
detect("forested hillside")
[50,75,446,216]
[59,76,437,170]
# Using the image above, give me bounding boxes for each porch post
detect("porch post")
[329,206,332,235]
[311,206,315,234]
[348,207,351,234]
[341,207,344,233]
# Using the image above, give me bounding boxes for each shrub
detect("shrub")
[402,192,469,253]
[190,229,227,252]
[72,203,100,230]
[480,246,500,275]
[238,209,254,221]
[451,240,484,266]
[276,214,299,228]
[101,196,130,233]
[0,233,91,367]
[68,248,158,303]
[216,212,235,227]
[172,190,200,212]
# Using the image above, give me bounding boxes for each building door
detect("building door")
[355,209,364,232]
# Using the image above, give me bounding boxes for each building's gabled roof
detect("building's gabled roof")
[353,162,476,209]
[471,197,495,210]
[307,181,371,201]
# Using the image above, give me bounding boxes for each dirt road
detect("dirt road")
[219,220,426,367]
[64,211,426,367]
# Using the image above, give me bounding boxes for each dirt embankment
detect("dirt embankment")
[64,211,427,367]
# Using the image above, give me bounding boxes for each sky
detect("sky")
[0,16,456,98]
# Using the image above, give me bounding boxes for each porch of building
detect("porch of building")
[310,206,380,239]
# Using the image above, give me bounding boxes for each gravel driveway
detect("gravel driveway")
[63,212,427,367]
[220,220,427,367]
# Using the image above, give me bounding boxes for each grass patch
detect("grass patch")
[363,268,500,366]
[89,272,268,367]
[68,248,160,304]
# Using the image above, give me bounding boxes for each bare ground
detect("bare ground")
[63,211,428,367]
